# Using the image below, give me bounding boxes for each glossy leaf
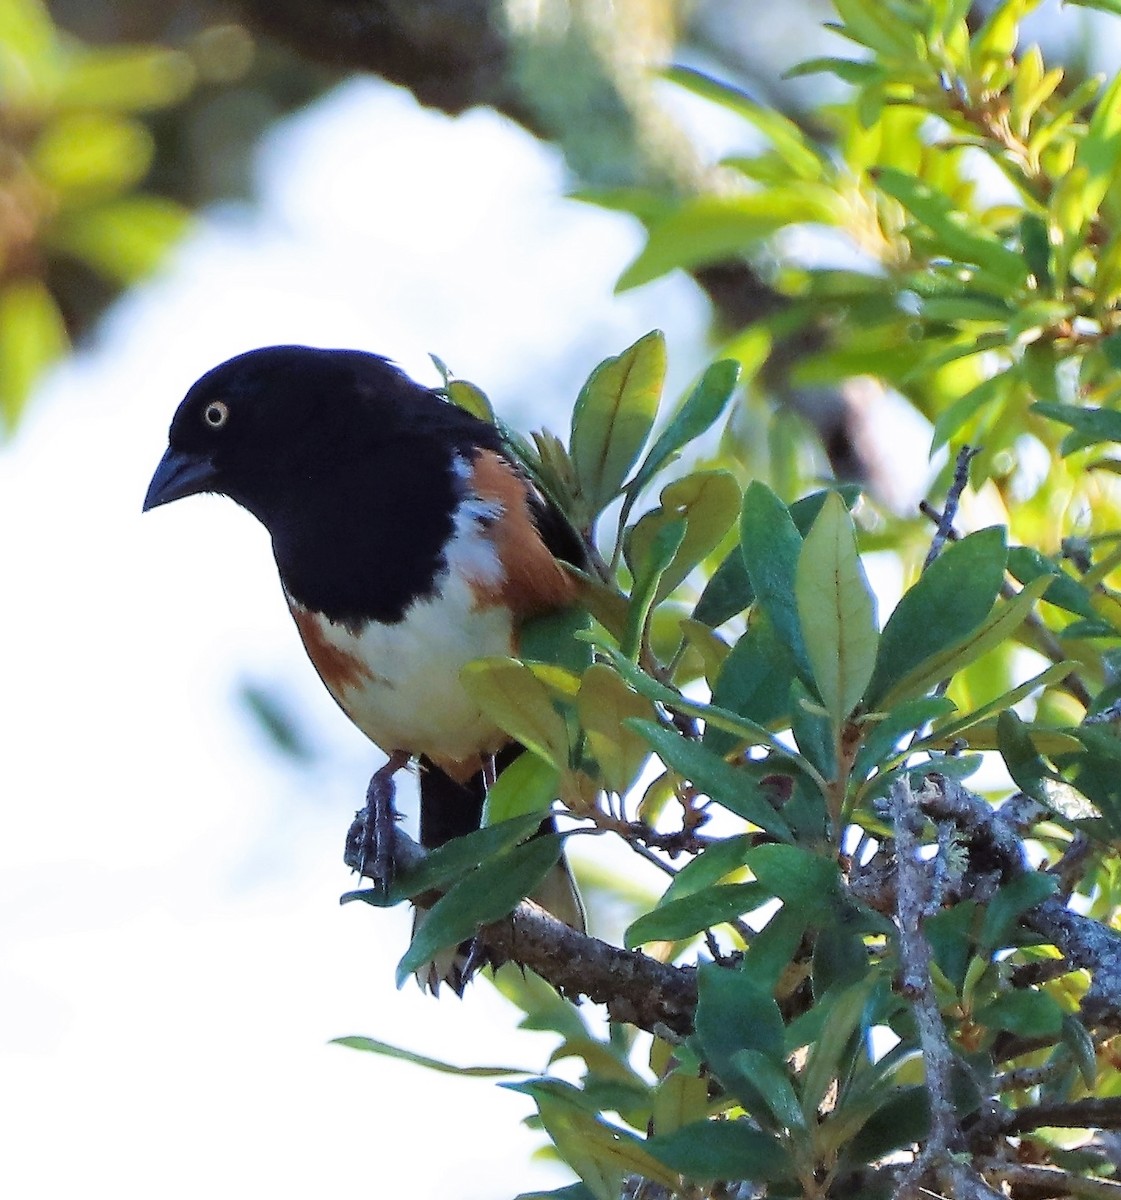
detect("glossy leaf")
[483,753,560,825]
[659,834,755,905]
[626,470,741,601]
[978,871,1057,953]
[577,665,655,794]
[461,657,570,768]
[740,482,810,679]
[795,493,878,727]
[625,882,768,948]
[331,1035,528,1077]
[631,720,793,840]
[976,990,1064,1037]
[865,527,1007,705]
[569,330,665,520]
[744,844,843,923]
[628,359,741,497]
[644,1119,793,1183]
[396,834,563,985]
[618,189,842,292]
[880,574,1048,707]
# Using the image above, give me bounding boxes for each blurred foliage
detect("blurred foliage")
[0,0,196,427]
[0,0,327,434]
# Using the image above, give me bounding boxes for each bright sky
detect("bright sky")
[0,79,710,1200]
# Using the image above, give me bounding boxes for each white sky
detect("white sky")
[0,78,711,1200]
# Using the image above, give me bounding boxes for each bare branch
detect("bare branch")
[888,778,1003,1200]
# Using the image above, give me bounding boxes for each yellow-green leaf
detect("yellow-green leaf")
[461,657,570,768]
[625,470,742,602]
[795,493,878,727]
[0,278,68,432]
[569,330,665,522]
[577,664,656,794]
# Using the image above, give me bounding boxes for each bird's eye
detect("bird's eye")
[203,400,229,429]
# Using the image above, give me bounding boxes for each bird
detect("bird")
[143,345,587,990]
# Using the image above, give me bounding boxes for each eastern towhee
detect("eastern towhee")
[144,345,587,990]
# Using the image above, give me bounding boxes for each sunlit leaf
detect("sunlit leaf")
[569,330,665,521]
[795,493,878,727]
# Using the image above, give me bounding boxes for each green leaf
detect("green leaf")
[646,1119,792,1183]
[331,1035,528,1077]
[696,962,786,1064]
[577,665,655,794]
[976,989,1064,1037]
[694,487,861,628]
[569,330,665,520]
[844,1086,930,1164]
[47,195,190,283]
[445,378,495,423]
[740,481,810,680]
[1007,546,1097,618]
[483,753,560,825]
[979,871,1057,953]
[521,606,593,675]
[744,844,843,923]
[730,1049,806,1132]
[800,979,874,1120]
[705,615,795,754]
[617,190,842,291]
[625,883,769,948]
[865,527,1007,705]
[664,67,827,181]
[852,697,958,783]
[880,574,1049,707]
[930,373,1009,455]
[693,547,753,627]
[875,168,1028,287]
[630,721,793,840]
[625,470,741,601]
[997,709,1058,806]
[0,279,68,431]
[622,519,686,659]
[1073,70,1121,226]
[396,834,563,985]
[461,657,570,768]
[628,359,741,497]
[515,1081,678,1199]
[32,111,153,199]
[1032,401,1121,449]
[516,1186,598,1200]
[341,812,544,908]
[795,493,878,727]
[659,834,755,905]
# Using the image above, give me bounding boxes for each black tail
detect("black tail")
[414,746,585,993]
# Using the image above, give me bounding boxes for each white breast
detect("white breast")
[286,487,515,771]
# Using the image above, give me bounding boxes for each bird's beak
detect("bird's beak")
[143,447,220,511]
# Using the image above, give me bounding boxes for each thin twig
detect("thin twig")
[1002,1096,1121,1134]
[923,445,977,570]
[980,1160,1121,1197]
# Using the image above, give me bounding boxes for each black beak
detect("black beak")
[143,447,220,511]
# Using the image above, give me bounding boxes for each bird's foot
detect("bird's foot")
[347,750,411,896]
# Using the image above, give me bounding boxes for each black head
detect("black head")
[143,345,499,526]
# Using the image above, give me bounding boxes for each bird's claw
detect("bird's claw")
[346,751,410,896]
